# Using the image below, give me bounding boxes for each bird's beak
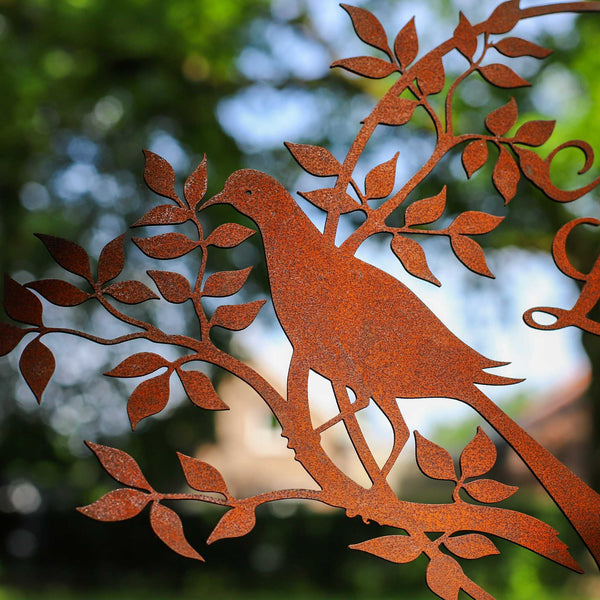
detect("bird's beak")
[200,190,228,210]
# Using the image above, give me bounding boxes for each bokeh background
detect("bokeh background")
[1,0,599,598]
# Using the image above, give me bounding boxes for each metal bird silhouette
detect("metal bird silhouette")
[204,168,600,563]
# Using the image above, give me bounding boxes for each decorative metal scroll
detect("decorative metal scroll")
[2,2,600,599]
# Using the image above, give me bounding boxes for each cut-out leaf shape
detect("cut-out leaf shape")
[416,55,445,96]
[494,37,552,59]
[462,140,489,178]
[77,488,149,522]
[177,453,229,495]
[142,150,179,203]
[513,146,551,191]
[391,236,440,287]
[35,234,93,282]
[454,12,477,61]
[340,4,392,59]
[298,189,360,214]
[4,275,43,326]
[19,337,55,404]
[487,0,520,35]
[444,534,500,560]
[207,506,256,544]
[463,479,518,503]
[27,280,92,307]
[493,146,520,204]
[450,211,504,236]
[127,371,171,430]
[85,441,152,490]
[450,235,494,278]
[0,323,26,356]
[106,352,169,378]
[285,142,342,177]
[133,233,199,259]
[376,97,418,126]
[97,234,125,285]
[103,281,158,304]
[394,17,418,69]
[184,154,208,209]
[147,270,191,303]
[349,535,422,564]
[426,554,463,600]
[404,187,446,227]
[133,205,191,228]
[365,153,398,200]
[178,369,229,410]
[150,502,204,561]
[206,223,255,248]
[331,56,398,79]
[203,267,252,298]
[459,427,497,479]
[414,431,456,481]
[514,120,555,147]
[485,97,517,136]
[210,300,266,331]
[478,64,530,89]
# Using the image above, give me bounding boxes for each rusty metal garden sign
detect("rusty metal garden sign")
[2,2,600,598]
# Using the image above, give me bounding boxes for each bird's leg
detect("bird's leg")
[377,397,410,479]
[328,382,388,488]
[314,392,370,434]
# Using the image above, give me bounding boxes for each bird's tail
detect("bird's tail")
[463,385,600,569]
[475,360,524,387]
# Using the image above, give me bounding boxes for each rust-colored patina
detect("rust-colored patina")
[3,2,600,599]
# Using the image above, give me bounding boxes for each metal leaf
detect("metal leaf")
[184,154,208,209]
[150,502,204,561]
[331,56,398,79]
[97,234,126,285]
[127,372,171,430]
[142,150,179,202]
[105,352,169,378]
[494,37,552,59]
[365,153,398,200]
[205,224,255,248]
[394,17,418,69]
[35,234,92,282]
[459,427,497,479]
[210,300,266,331]
[444,533,500,559]
[78,488,149,522]
[207,506,256,544]
[0,323,26,356]
[485,97,517,136]
[27,280,92,306]
[4,275,43,326]
[285,142,342,177]
[177,453,229,495]
[450,212,504,236]
[454,12,477,61]
[103,281,159,304]
[147,270,192,303]
[515,120,556,147]
[450,235,494,278]
[425,554,463,600]
[85,441,152,490]
[203,267,252,298]
[391,236,440,287]
[349,535,422,563]
[463,479,518,503]
[462,140,489,178]
[177,369,229,410]
[404,187,446,227]
[492,146,520,204]
[340,4,392,59]
[19,337,55,404]
[414,431,456,481]
[478,64,530,89]
[132,205,191,228]
[133,233,199,259]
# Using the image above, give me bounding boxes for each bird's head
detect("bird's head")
[202,169,289,223]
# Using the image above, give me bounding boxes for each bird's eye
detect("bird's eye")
[245,189,252,196]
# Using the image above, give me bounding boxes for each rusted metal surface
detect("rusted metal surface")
[524,217,600,334]
[3,3,600,599]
